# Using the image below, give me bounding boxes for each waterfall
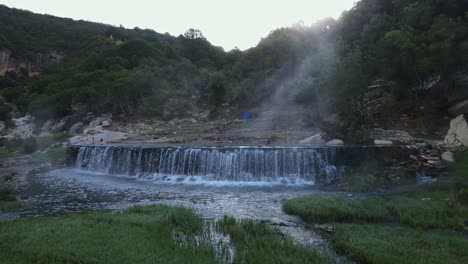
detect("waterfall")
[72,146,344,184]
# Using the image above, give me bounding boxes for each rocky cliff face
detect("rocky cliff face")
[445,114,468,148]
[0,48,63,76]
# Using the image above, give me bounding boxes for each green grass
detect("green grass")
[0,147,14,159]
[284,150,468,229]
[332,225,468,264]
[283,196,390,223]
[0,185,23,211]
[30,147,67,166]
[345,171,377,192]
[217,216,331,264]
[284,195,467,229]
[284,150,468,263]
[0,205,218,264]
[0,200,23,210]
[35,132,70,148]
[0,186,15,201]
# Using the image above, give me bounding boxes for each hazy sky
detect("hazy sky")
[1,0,356,50]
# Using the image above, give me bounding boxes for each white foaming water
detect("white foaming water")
[72,146,344,185]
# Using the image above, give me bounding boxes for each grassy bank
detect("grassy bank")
[284,150,468,263]
[0,205,331,263]
[332,225,468,264]
[0,186,22,211]
[283,195,467,229]
[217,216,331,264]
[0,205,218,263]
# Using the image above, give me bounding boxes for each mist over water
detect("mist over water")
[246,26,338,132]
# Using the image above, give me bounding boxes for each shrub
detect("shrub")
[0,186,15,201]
[22,137,37,154]
[458,188,468,205]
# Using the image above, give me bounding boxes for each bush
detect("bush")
[0,186,15,201]
[458,188,468,205]
[52,132,71,141]
[22,137,37,154]
[346,172,377,192]
[5,137,23,152]
[0,102,12,122]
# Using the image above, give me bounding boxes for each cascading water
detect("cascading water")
[71,146,344,185]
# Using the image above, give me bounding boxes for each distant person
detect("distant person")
[100,138,104,144]
[243,111,251,120]
[91,137,95,144]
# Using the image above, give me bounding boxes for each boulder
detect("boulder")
[326,139,344,146]
[7,114,33,139]
[444,115,468,147]
[374,140,393,145]
[41,119,55,132]
[102,120,112,128]
[299,133,326,145]
[86,114,112,131]
[441,151,456,164]
[448,99,468,116]
[50,117,69,133]
[68,122,85,135]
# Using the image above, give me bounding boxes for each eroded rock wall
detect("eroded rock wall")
[0,48,62,76]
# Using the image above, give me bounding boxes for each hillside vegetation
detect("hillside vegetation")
[0,0,467,139]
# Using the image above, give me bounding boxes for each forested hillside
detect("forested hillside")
[1,0,468,140]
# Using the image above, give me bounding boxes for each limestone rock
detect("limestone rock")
[69,130,127,145]
[50,117,70,133]
[102,120,112,128]
[86,114,112,132]
[371,128,414,143]
[7,114,33,139]
[0,48,63,76]
[444,115,468,147]
[41,120,55,132]
[68,122,85,135]
[299,133,326,145]
[326,139,344,146]
[374,139,393,145]
[441,151,456,164]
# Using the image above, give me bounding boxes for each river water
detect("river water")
[13,168,342,222]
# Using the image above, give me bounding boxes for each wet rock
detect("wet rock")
[299,133,326,145]
[326,139,344,146]
[444,114,468,147]
[374,139,393,145]
[406,142,448,176]
[441,151,456,164]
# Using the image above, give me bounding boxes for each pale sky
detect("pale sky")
[1,0,356,51]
